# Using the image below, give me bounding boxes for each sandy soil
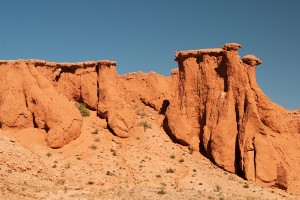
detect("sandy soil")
[0,108,298,200]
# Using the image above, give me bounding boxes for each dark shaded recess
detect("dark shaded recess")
[196,56,203,64]
[274,164,288,190]
[32,113,38,128]
[162,117,189,146]
[160,100,187,145]
[159,100,170,115]
[96,65,100,117]
[199,106,210,157]
[214,55,228,92]
[24,93,28,108]
[234,102,244,177]
[106,119,117,137]
[140,99,156,110]
[0,121,2,129]
[55,67,77,82]
[234,135,244,177]
[44,123,50,133]
[198,105,216,166]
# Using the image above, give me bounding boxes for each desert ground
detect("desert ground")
[0,107,298,200]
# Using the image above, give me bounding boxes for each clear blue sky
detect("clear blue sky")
[0,1,299,110]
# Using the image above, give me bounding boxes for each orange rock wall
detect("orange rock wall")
[0,43,299,193]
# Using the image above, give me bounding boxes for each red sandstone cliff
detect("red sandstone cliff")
[0,43,299,194]
[165,43,300,192]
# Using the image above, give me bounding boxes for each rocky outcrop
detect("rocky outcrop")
[36,60,138,138]
[97,60,135,138]
[165,43,300,192]
[35,61,98,110]
[119,71,175,112]
[0,60,82,148]
[0,43,299,194]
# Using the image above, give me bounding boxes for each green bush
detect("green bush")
[166,167,175,173]
[75,103,90,117]
[139,121,152,132]
[157,188,167,195]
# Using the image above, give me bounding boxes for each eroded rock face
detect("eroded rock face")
[165,43,300,192]
[119,71,175,112]
[96,60,136,138]
[0,43,299,194]
[0,60,82,148]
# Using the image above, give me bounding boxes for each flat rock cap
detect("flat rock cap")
[222,43,242,51]
[242,55,262,66]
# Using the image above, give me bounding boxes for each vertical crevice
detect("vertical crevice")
[32,113,38,128]
[214,55,228,92]
[24,93,28,108]
[253,138,257,182]
[159,100,170,115]
[44,123,50,133]
[235,102,240,132]
[199,104,209,157]
[96,64,100,116]
[234,134,244,177]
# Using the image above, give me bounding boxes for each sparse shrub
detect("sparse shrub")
[170,155,175,159]
[179,159,184,163]
[166,168,175,173]
[139,121,152,132]
[64,163,71,169]
[243,184,249,188]
[215,184,221,192]
[156,174,161,178]
[193,169,196,172]
[94,137,100,142]
[46,152,52,157]
[136,109,148,118]
[106,171,115,176]
[52,164,57,168]
[56,179,65,185]
[110,148,116,156]
[89,145,97,150]
[75,103,90,117]
[157,188,167,195]
[92,129,99,134]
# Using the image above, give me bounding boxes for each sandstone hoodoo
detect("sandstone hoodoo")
[0,43,299,195]
[165,43,300,193]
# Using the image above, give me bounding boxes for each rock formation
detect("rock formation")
[165,43,300,192]
[0,43,299,193]
[0,60,82,148]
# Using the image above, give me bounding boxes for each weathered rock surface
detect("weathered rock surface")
[119,71,175,112]
[165,43,300,193]
[0,43,299,194]
[0,60,82,148]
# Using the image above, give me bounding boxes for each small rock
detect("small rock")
[10,138,16,143]
[75,186,82,190]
